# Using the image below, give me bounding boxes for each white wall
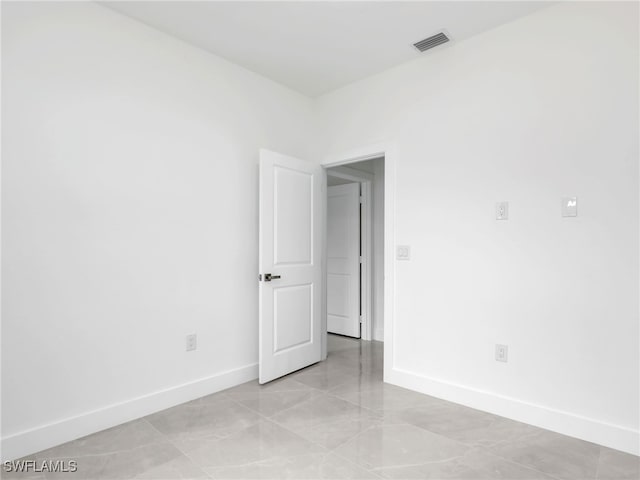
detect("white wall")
[315,2,639,454]
[1,2,314,460]
[3,0,638,461]
[371,158,384,342]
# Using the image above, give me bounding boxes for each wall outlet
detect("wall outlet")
[496,202,509,220]
[397,245,410,260]
[495,344,508,362]
[186,334,197,352]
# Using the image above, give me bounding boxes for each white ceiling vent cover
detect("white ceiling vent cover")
[413,32,450,52]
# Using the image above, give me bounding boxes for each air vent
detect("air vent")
[413,32,450,53]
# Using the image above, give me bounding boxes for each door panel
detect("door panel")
[274,166,312,265]
[327,183,361,338]
[273,284,312,353]
[259,150,322,384]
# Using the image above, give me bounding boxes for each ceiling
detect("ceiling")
[103,1,553,97]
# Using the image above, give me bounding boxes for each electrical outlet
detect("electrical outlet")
[186,334,197,352]
[397,245,410,260]
[495,344,508,362]
[496,202,509,220]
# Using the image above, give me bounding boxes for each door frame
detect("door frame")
[326,167,373,341]
[320,142,396,383]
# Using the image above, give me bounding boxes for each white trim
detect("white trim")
[322,143,387,167]
[387,367,640,456]
[382,145,396,381]
[360,181,373,341]
[1,363,258,461]
[320,169,328,360]
[321,142,396,380]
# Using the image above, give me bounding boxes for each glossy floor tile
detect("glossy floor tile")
[205,452,377,479]
[5,334,638,479]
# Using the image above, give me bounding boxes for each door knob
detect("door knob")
[260,273,281,282]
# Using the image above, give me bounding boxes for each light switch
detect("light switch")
[397,245,410,260]
[562,197,577,217]
[496,202,509,220]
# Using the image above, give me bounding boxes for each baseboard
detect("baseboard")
[373,328,384,342]
[387,367,639,456]
[1,363,258,461]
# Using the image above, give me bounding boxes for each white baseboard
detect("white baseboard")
[1,363,258,461]
[387,367,639,456]
[373,328,384,342]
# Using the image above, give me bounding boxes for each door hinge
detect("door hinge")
[359,196,364,204]
[359,315,363,324]
[359,256,363,264]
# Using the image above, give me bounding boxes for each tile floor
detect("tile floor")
[5,335,639,480]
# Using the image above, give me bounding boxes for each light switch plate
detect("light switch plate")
[186,334,197,352]
[496,202,509,220]
[397,245,410,260]
[562,197,577,217]
[495,344,508,363]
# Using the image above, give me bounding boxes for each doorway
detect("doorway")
[258,145,395,384]
[325,157,385,343]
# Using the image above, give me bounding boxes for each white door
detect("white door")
[327,183,361,338]
[259,149,323,384]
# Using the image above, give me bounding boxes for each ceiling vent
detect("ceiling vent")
[413,32,450,53]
